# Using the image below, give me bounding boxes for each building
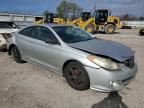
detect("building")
[0,12,43,27]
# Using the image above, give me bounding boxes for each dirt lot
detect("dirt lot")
[0,29,144,108]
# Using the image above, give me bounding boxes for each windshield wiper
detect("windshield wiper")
[67,38,93,43]
[82,38,93,41]
[92,37,97,39]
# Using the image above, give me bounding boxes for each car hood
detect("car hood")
[68,39,134,62]
[0,29,19,34]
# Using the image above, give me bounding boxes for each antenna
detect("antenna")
[89,0,96,13]
[94,0,96,11]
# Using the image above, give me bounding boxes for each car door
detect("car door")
[16,27,33,59]
[28,26,62,72]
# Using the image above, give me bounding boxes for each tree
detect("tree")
[43,10,50,16]
[56,0,83,18]
[120,14,140,21]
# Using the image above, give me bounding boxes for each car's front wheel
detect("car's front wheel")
[64,61,90,90]
[12,46,24,63]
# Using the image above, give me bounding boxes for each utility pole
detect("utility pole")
[89,0,96,13]
[94,0,96,11]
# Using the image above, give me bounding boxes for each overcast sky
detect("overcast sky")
[0,0,143,16]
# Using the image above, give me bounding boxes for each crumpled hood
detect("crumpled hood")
[69,39,134,62]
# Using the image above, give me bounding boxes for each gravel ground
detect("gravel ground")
[0,29,144,108]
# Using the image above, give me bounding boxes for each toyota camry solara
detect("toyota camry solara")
[8,24,137,92]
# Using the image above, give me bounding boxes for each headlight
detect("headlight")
[87,55,120,70]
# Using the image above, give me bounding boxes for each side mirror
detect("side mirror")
[45,38,58,44]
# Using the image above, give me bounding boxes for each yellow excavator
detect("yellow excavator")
[33,16,44,24]
[33,13,65,24]
[67,9,121,34]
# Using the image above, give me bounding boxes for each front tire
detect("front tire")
[104,24,116,34]
[84,24,95,34]
[64,61,90,91]
[12,46,24,63]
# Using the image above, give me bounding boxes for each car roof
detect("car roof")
[43,23,73,28]
[21,24,74,30]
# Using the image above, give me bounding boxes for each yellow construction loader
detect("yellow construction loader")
[67,9,121,34]
[33,13,65,24]
[33,10,121,34]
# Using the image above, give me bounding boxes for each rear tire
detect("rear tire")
[12,46,24,63]
[64,61,90,91]
[84,24,95,34]
[104,24,116,34]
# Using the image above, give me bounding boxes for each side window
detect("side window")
[19,27,33,37]
[31,26,58,42]
[39,27,57,41]
[31,27,41,39]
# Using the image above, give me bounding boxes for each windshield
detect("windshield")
[52,26,93,43]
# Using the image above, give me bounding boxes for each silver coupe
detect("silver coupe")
[7,24,137,92]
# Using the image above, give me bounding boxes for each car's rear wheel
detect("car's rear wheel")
[12,46,24,63]
[64,61,90,90]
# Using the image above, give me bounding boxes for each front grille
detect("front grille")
[124,56,135,68]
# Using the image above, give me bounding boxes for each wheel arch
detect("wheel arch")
[8,44,16,55]
[105,22,116,27]
[62,59,84,76]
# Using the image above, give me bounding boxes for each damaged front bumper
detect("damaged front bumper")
[85,63,137,92]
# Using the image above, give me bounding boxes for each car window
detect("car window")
[31,27,41,39]
[19,27,33,36]
[0,22,16,28]
[31,26,58,42]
